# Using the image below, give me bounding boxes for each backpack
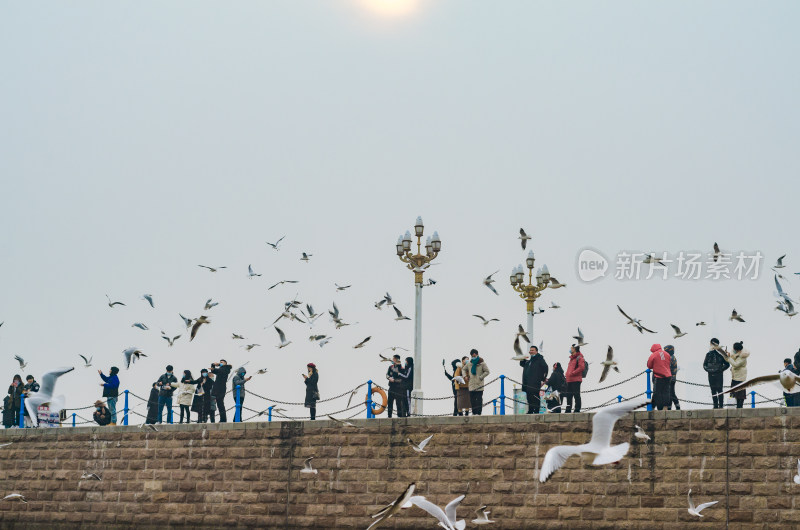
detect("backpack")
[582,357,590,378]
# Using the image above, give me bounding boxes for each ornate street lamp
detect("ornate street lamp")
[510,250,550,343]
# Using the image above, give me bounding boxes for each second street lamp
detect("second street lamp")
[510,250,551,344]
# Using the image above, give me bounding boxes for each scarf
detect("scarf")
[470,357,480,375]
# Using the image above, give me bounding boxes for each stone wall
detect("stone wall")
[0,407,798,529]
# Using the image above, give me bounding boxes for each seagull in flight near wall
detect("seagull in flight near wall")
[366,482,416,530]
[687,489,718,517]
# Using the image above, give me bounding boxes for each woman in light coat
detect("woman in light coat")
[454,357,471,415]
[723,341,749,409]
[466,349,490,415]
[172,370,196,424]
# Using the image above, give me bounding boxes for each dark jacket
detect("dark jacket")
[386,364,405,391]
[547,363,567,394]
[402,365,414,392]
[23,381,40,395]
[520,354,549,392]
[211,365,232,395]
[145,387,159,424]
[669,352,678,382]
[94,405,111,426]
[304,372,319,408]
[100,373,120,398]
[703,350,729,374]
[157,373,178,397]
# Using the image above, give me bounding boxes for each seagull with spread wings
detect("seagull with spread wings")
[274,326,291,349]
[197,265,226,272]
[775,254,787,269]
[572,327,588,346]
[617,305,657,333]
[729,308,745,322]
[105,294,125,308]
[123,347,145,369]
[473,315,499,327]
[687,489,718,517]
[407,494,466,530]
[353,336,371,349]
[141,294,154,308]
[190,316,210,341]
[78,355,92,368]
[598,346,619,383]
[268,279,298,290]
[265,236,285,250]
[519,228,531,249]
[670,324,687,338]
[24,366,74,427]
[247,264,261,278]
[161,333,181,347]
[393,306,411,321]
[300,252,312,262]
[366,482,416,530]
[14,355,27,369]
[482,271,500,295]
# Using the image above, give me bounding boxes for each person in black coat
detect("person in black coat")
[520,345,548,414]
[547,362,567,413]
[211,360,232,422]
[385,355,408,418]
[402,357,414,417]
[304,363,319,420]
[192,367,215,423]
[443,359,461,416]
[703,338,729,409]
[7,375,23,427]
[145,382,159,424]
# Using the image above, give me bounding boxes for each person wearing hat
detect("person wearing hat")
[98,367,120,425]
[231,366,252,416]
[210,360,232,422]
[664,345,680,410]
[93,400,111,426]
[303,363,319,420]
[703,338,730,409]
[721,342,749,409]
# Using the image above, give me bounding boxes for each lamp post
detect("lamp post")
[396,216,441,415]
[509,250,551,344]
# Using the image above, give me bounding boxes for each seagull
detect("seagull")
[14,355,27,369]
[775,254,787,269]
[775,275,794,303]
[160,334,181,347]
[794,459,800,485]
[381,346,409,353]
[231,333,245,340]
[197,265,226,272]
[353,336,372,349]
[696,322,707,326]
[123,347,146,369]
[538,340,544,355]
[471,506,495,525]
[374,299,387,310]
[519,228,532,250]
[378,354,393,363]
[78,355,92,368]
[243,344,260,352]
[598,346,619,383]
[572,327,588,347]
[643,254,667,267]
[179,314,192,329]
[473,315,499,327]
[383,293,395,306]
[300,252,312,262]
[1,494,27,503]
[718,370,800,396]
[132,323,149,331]
[539,398,649,482]
[634,425,651,442]
[550,302,561,309]
[515,325,530,343]
[366,482,416,530]
[300,457,317,475]
[776,299,798,318]
[24,366,74,427]
[617,305,657,333]
[687,489,718,517]
[407,495,466,530]
[0,443,12,448]
[141,294,154,308]
[204,299,218,311]
[327,415,358,427]
[548,277,567,289]
[255,368,268,375]
[729,308,745,322]
[80,472,101,481]
[319,337,331,348]
[511,336,528,361]
[247,265,261,278]
[482,271,500,295]
[393,306,411,321]
[275,326,291,348]
[670,324,687,339]
[140,423,158,431]
[408,434,434,453]
[268,280,298,290]
[190,316,210,341]
[309,334,327,342]
[335,283,351,291]
[265,236,285,250]
[105,294,125,308]
[712,242,721,262]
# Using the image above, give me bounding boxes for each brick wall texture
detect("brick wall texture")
[0,407,798,529]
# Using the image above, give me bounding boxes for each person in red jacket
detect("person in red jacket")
[647,343,672,410]
[564,345,585,413]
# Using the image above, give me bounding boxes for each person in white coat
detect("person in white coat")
[722,342,749,409]
[171,370,197,424]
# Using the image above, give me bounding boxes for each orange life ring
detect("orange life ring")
[365,387,388,415]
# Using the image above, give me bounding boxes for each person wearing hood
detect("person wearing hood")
[467,349,490,415]
[443,359,462,416]
[546,362,567,413]
[231,366,252,415]
[211,359,232,422]
[564,345,585,413]
[172,370,196,424]
[98,367,120,425]
[721,342,749,409]
[303,363,319,420]
[520,345,548,414]
[647,344,671,410]
[192,367,215,423]
[664,345,680,410]
[703,338,730,409]
[156,365,178,424]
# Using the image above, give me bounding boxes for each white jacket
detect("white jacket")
[726,348,749,381]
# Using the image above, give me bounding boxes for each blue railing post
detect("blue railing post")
[499,375,506,416]
[367,380,374,419]
[617,395,623,403]
[72,413,76,427]
[750,391,756,409]
[235,385,242,422]
[645,369,653,411]
[19,393,25,428]
[493,399,497,415]
[123,390,129,426]
[268,406,273,422]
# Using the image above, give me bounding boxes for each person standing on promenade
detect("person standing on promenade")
[647,344,671,410]
[98,367,120,425]
[231,366,252,414]
[156,365,178,423]
[403,357,414,417]
[173,370,196,424]
[564,345,585,413]
[192,367,214,423]
[7,376,22,427]
[443,359,461,416]
[546,362,566,412]
[663,345,680,410]
[386,355,407,418]
[145,382,159,424]
[520,345,548,414]
[467,349,490,415]
[721,342,749,409]
[211,359,232,422]
[703,338,729,409]
[304,363,319,420]
[455,357,471,415]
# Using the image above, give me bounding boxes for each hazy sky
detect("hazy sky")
[2,1,799,420]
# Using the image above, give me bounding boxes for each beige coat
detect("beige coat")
[172,382,196,407]
[466,359,491,392]
[725,348,749,381]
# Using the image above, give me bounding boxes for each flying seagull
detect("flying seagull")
[519,228,531,250]
[132,323,149,331]
[300,457,317,475]
[374,299,386,310]
[670,324,687,339]
[794,459,800,485]
[775,254,787,269]
[550,301,561,309]
[267,280,298,290]
[515,324,530,343]
[408,434,434,453]
[407,495,466,530]
[14,355,27,369]
[729,308,745,322]
[353,336,372,349]
[255,368,268,375]
[204,299,218,310]
[232,333,245,340]
[123,347,146,369]
[275,326,291,348]
[335,283,351,291]
[634,425,651,442]
[473,315,499,327]
[379,354,393,363]
[179,314,192,329]
[511,336,527,361]
[247,265,261,278]
[776,299,798,318]
[381,346,409,353]
[318,337,331,348]
[1,494,27,503]
[105,294,125,308]
[300,252,312,262]
[539,398,649,482]
[383,293,395,306]
[482,271,500,295]
[598,346,619,383]
[617,305,657,333]
[718,370,800,396]
[141,294,154,308]
[366,482,416,530]
[471,506,495,525]
[696,322,707,326]
[393,306,411,321]
[197,265,226,272]
[643,253,667,267]
[775,275,794,303]
[78,355,92,368]
[24,366,75,427]
[712,242,721,262]
[572,327,588,347]
[80,472,101,481]
[190,316,210,341]
[548,277,567,289]
[161,333,181,347]
[687,489,718,517]
[309,334,327,342]
[327,415,358,428]
[265,236,285,250]
[243,344,260,352]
